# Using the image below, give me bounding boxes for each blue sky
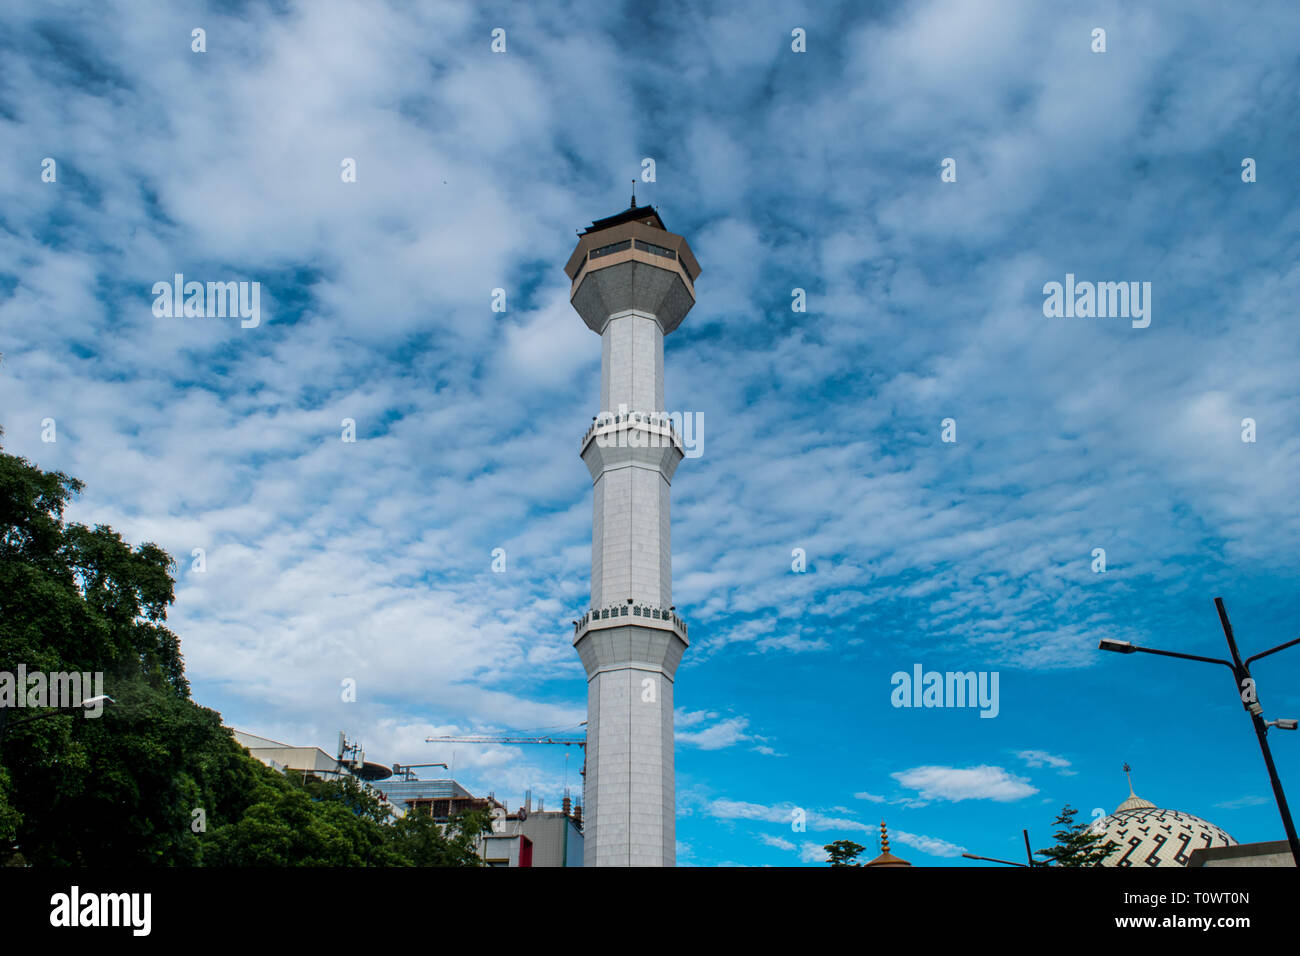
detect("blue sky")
[2,0,1299,866]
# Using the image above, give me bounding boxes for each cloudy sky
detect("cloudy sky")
[3,0,1299,866]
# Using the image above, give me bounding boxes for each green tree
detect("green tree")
[200,768,405,866]
[388,806,492,867]
[1036,804,1112,867]
[824,839,866,866]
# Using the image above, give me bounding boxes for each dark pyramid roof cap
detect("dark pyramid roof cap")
[582,203,667,235]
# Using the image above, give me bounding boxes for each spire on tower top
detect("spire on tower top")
[630,180,637,208]
[1116,762,1156,812]
[863,820,912,867]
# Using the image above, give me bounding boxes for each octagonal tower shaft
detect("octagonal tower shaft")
[567,203,699,867]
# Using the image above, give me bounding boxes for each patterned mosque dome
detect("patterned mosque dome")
[1091,764,1236,867]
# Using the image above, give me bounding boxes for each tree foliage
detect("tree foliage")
[824,839,866,866]
[1036,804,1112,867]
[388,806,492,867]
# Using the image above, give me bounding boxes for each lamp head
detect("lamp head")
[1098,639,1137,654]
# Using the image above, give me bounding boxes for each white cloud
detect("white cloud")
[757,833,795,852]
[799,841,829,864]
[1213,795,1269,810]
[677,716,754,750]
[1016,750,1072,771]
[892,765,1038,803]
[675,708,720,729]
[703,798,873,834]
[891,830,967,858]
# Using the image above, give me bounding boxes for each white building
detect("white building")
[477,809,585,868]
[233,729,347,778]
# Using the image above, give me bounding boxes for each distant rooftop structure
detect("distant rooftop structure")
[233,729,343,777]
[376,778,498,821]
[232,728,392,782]
[233,730,290,749]
[1188,840,1295,867]
[478,809,585,867]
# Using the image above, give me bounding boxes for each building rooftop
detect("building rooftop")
[375,778,477,802]
[581,201,666,235]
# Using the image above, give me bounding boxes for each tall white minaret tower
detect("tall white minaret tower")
[565,197,701,867]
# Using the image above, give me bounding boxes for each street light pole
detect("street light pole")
[1213,598,1300,866]
[1099,598,1300,867]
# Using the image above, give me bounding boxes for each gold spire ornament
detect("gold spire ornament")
[864,820,911,867]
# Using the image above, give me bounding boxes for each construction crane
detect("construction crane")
[424,733,588,786]
[390,761,448,782]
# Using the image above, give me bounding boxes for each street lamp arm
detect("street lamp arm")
[960,853,1028,867]
[5,706,100,730]
[1245,635,1300,669]
[1132,645,1235,670]
[0,696,116,744]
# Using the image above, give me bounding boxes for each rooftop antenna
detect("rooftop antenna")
[630,180,637,208]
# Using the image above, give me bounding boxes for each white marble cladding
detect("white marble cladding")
[577,630,682,867]
[575,284,690,865]
[601,311,663,413]
[587,457,672,608]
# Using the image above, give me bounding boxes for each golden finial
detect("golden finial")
[1123,762,1135,797]
[880,821,889,853]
